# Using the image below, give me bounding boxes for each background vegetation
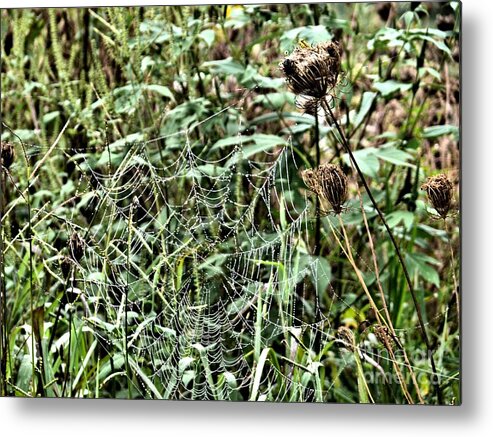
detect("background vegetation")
[0,2,460,403]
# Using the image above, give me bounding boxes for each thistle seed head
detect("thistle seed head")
[279,40,342,99]
[1,141,14,170]
[421,174,454,218]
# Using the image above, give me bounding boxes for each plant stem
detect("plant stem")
[0,162,7,396]
[321,97,442,403]
[314,105,321,256]
[333,215,414,404]
[355,183,424,403]
[445,219,460,323]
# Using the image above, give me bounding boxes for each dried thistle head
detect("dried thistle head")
[336,326,355,352]
[279,40,342,99]
[421,174,454,218]
[317,163,348,214]
[69,232,85,261]
[1,141,14,170]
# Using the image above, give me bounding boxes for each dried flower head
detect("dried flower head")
[336,326,355,352]
[279,40,342,100]
[421,174,454,218]
[69,232,85,261]
[301,163,348,214]
[1,141,14,170]
[374,325,395,352]
[295,95,320,116]
[300,168,320,194]
[59,256,73,279]
[317,163,348,214]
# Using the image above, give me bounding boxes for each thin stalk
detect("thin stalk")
[314,105,321,256]
[445,219,460,323]
[333,215,414,404]
[0,162,7,396]
[61,307,73,397]
[322,98,442,403]
[355,183,424,403]
[125,203,134,398]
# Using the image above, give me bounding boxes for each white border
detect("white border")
[2,0,493,435]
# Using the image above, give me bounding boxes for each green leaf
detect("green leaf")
[253,92,295,109]
[422,125,459,139]
[240,134,286,160]
[202,57,245,75]
[343,148,380,178]
[419,67,441,81]
[353,92,376,127]
[386,211,415,230]
[144,84,174,100]
[416,35,452,57]
[373,80,413,97]
[400,11,416,28]
[213,134,285,166]
[374,146,415,167]
[199,29,215,47]
[42,111,60,124]
[241,65,285,89]
[211,135,253,151]
[406,253,440,287]
[280,26,333,52]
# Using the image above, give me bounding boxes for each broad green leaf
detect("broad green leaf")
[199,29,215,47]
[423,124,459,139]
[400,11,416,28]
[211,135,253,151]
[406,252,440,287]
[386,211,415,230]
[253,92,295,109]
[42,111,60,124]
[144,84,174,100]
[353,92,377,127]
[240,134,286,160]
[343,148,380,178]
[202,57,245,75]
[374,146,415,167]
[280,26,333,52]
[373,80,413,97]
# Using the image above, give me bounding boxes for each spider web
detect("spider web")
[3,87,457,401]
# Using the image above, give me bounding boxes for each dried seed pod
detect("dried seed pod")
[295,95,320,116]
[317,163,348,214]
[300,168,320,194]
[1,141,14,169]
[301,163,348,214]
[336,326,355,352]
[374,325,395,352]
[59,256,73,279]
[279,40,342,99]
[421,174,454,218]
[69,232,85,261]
